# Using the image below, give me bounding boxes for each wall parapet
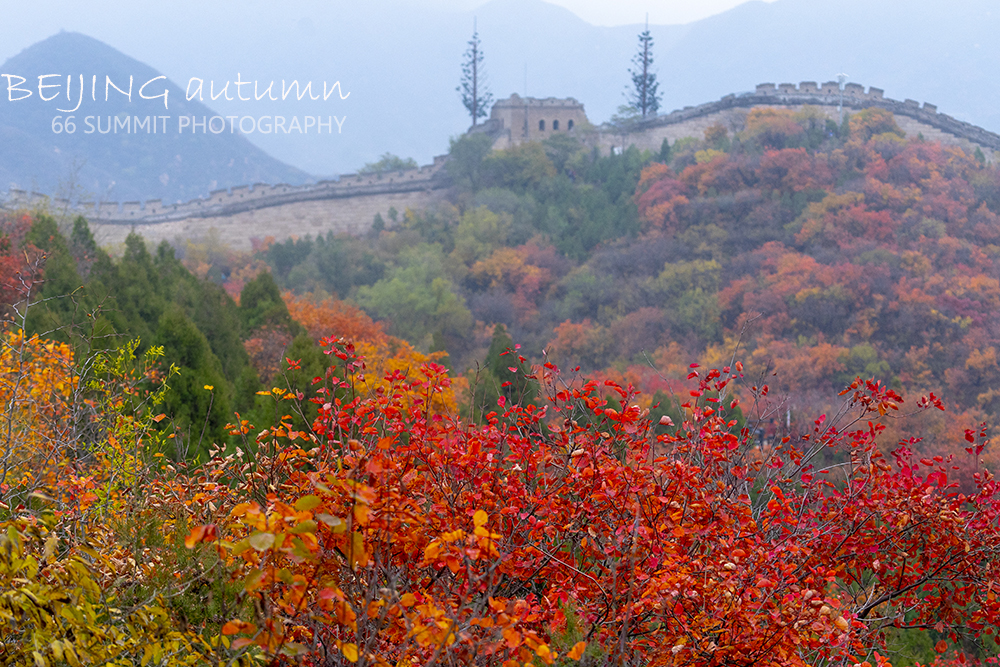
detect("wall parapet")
[620,81,1000,152]
[2,156,452,224]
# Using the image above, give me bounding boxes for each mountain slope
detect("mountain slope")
[0,32,310,203]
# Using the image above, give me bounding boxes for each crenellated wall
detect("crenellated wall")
[594,81,1000,161]
[3,156,450,225]
[81,188,448,251]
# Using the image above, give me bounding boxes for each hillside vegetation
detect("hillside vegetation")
[180,107,1000,460]
[1,106,999,665]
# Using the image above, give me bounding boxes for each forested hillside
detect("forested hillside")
[183,107,1000,463]
[2,106,1000,665]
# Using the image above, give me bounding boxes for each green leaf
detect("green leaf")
[248,532,275,551]
[291,520,317,535]
[231,539,251,556]
[243,568,264,592]
[317,514,346,533]
[294,495,322,511]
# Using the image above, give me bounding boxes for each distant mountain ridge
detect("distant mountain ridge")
[0,32,310,203]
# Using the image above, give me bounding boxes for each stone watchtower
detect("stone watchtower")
[472,94,589,149]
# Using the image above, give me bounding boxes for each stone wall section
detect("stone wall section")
[594,82,1000,162]
[4,156,449,225]
[85,188,447,251]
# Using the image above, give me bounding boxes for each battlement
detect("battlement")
[2,156,451,224]
[492,94,584,110]
[755,81,885,101]
[626,80,1000,152]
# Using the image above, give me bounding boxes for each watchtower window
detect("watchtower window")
[539,119,545,131]
[567,119,574,130]
[552,119,559,130]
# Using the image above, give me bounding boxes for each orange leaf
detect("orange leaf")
[184,525,206,549]
[567,642,587,660]
[222,620,256,635]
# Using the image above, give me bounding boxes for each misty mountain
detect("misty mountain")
[0,32,309,203]
[1,0,998,199]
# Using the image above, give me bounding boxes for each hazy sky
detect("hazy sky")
[553,0,777,25]
[0,0,769,66]
[416,0,776,25]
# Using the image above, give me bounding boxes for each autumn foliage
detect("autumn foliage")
[6,108,1000,665]
[1,302,998,664]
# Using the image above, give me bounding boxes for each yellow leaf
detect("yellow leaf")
[474,509,488,528]
[44,534,58,564]
[50,642,64,662]
[230,502,253,518]
[341,643,359,663]
[400,593,416,607]
[63,643,80,667]
[354,503,370,525]
[350,531,368,568]
[567,641,587,660]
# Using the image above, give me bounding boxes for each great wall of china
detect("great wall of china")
[4,80,1000,250]
[592,81,1000,162]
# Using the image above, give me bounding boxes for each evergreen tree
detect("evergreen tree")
[239,271,302,335]
[24,214,85,341]
[153,305,230,459]
[457,19,494,127]
[627,18,661,119]
[469,324,538,422]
